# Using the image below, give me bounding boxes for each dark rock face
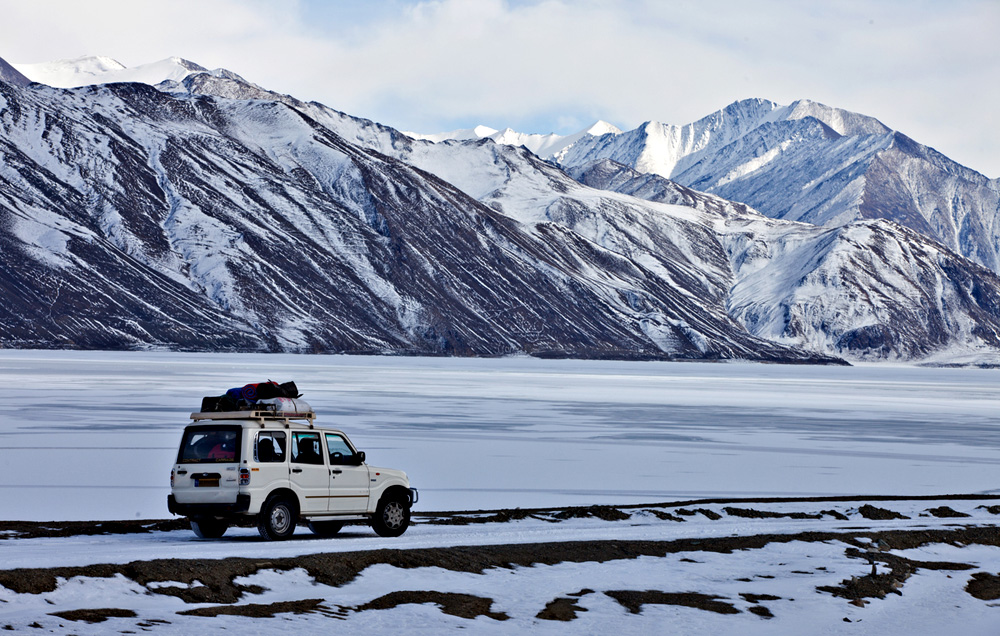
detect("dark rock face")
[0,56,31,88]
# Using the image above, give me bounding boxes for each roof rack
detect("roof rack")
[190,410,316,427]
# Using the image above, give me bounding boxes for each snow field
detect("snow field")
[3,351,1000,520]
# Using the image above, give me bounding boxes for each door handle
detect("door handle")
[331,469,343,475]
[291,468,303,473]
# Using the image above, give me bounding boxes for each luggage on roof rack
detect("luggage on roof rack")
[200,381,303,413]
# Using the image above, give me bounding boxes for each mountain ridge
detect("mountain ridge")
[424,98,1000,275]
[4,55,1000,364]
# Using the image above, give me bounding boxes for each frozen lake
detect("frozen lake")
[2,350,1000,521]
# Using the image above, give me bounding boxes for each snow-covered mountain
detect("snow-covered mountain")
[10,55,246,89]
[1,65,828,361]
[450,100,1000,275]
[407,121,622,161]
[3,55,1000,363]
[568,159,1000,358]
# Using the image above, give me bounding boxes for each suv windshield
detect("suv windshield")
[178,426,242,464]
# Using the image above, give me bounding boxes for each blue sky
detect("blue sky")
[2,0,998,177]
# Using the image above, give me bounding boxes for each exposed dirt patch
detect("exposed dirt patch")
[977,505,1000,515]
[605,590,740,615]
[966,572,1000,601]
[925,506,971,518]
[553,505,631,521]
[818,573,905,602]
[536,592,591,622]
[857,505,909,520]
[748,605,774,618]
[723,507,822,520]
[675,508,723,520]
[821,509,850,521]
[741,592,781,619]
[178,598,329,618]
[48,608,137,623]
[0,519,189,540]
[425,509,542,526]
[355,591,509,621]
[818,541,974,604]
[644,509,686,522]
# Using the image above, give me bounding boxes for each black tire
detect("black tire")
[190,517,229,539]
[308,520,344,537]
[258,495,298,540]
[372,493,410,537]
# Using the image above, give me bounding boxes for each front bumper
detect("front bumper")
[167,494,251,517]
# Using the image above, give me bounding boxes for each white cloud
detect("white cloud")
[1,0,998,176]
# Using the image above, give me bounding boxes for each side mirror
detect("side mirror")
[356,451,366,465]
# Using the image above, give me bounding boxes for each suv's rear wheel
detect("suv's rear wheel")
[308,520,344,537]
[190,517,229,539]
[258,495,298,540]
[372,493,410,537]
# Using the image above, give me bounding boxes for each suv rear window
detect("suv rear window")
[178,426,242,464]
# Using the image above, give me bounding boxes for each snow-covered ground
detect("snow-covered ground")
[1,351,999,634]
[2,498,998,634]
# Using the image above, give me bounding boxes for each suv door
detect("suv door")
[290,431,329,513]
[252,430,288,494]
[325,432,370,513]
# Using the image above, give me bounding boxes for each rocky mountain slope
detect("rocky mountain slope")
[302,108,1000,362]
[0,69,837,361]
[570,159,1000,358]
[4,56,1000,362]
[471,99,1000,275]
[0,57,30,88]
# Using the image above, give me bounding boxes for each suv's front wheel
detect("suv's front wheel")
[258,495,298,540]
[372,492,410,537]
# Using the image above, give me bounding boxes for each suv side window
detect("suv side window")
[325,433,356,465]
[291,431,324,465]
[255,431,286,463]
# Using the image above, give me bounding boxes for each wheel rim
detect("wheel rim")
[384,501,405,529]
[270,504,291,534]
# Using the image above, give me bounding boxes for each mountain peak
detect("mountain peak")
[167,57,208,72]
[586,120,622,136]
[784,99,890,136]
[474,125,499,137]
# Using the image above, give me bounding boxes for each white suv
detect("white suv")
[167,403,417,540]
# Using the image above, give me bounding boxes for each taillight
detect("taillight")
[239,468,250,486]
[170,469,175,487]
